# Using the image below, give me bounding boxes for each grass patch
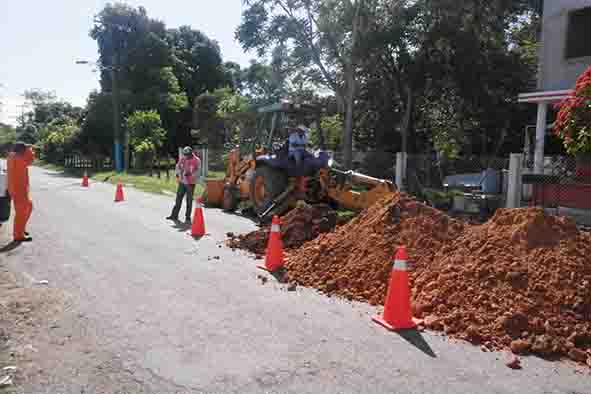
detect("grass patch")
[36,160,205,196]
[92,170,204,195]
[208,170,226,180]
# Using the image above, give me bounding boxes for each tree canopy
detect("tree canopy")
[27,1,546,172]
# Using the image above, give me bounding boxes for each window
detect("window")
[565,7,591,59]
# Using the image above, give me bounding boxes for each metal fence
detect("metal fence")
[64,156,113,170]
[521,155,591,226]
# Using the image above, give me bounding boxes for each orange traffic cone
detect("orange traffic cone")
[372,246,422,330]
[257,215,284,272]
[114,182,125,202]
[82,171,89,187]
[190,197,206,237]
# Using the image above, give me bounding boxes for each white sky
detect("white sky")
[0,0,254,125]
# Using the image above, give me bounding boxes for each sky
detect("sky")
[0,0,254,126]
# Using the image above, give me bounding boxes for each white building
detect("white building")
[518,0,591,173]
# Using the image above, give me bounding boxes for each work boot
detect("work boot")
[185,217,192,224]
[166,215,178,221]
[15,236,33,243]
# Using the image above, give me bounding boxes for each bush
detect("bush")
[126,110,166,169]
[38,120,81,163]
[554,66,591,155]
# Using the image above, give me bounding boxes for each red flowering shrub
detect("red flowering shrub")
[554,66,591,155]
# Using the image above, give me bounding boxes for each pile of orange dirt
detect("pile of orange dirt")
[284,193,467,305]
[227,205,338,259]
[412,208,591,363]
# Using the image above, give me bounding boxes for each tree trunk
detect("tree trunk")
[343,70,356,170]
[481,130,488,156]
[401,86,413,154]
[341,0,364,170]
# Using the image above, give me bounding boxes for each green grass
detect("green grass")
[36,160,221,196]
[208,170,226,180]
[92,170,203,195]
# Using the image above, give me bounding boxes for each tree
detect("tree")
[0,123,17,151]
[79,91,115,157]
[90,5,229,156]
[17,89,83,144]
[90,3,170,94]
[239,60,288,104]
[411,0,541,157]
[237,0,370,169]
[167,26,226,103]
[347,0,541,158]
[223,61,244,91]
[309,114,343,150]
[193,88,251,147]
[126,110,166,168]
[38,119,81,163]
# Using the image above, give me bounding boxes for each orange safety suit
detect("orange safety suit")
[7,146,34,241]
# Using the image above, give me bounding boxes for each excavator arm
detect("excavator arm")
[321,168,397,211]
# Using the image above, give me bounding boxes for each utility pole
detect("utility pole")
[111,54,124,172]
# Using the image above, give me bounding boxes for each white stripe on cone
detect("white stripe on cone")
[393,259,407,271]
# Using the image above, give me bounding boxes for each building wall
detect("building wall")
[540,0,591,91]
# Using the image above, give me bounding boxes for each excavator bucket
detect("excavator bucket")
[203,179,225,206]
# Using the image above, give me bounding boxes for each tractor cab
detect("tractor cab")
[252,102,330,177]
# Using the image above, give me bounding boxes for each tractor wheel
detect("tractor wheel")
[249,165,289,218]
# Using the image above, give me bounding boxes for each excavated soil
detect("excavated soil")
[284,198,591,364]
[284,193,467,305]
[413,208,591,363]
[227,205,338,259]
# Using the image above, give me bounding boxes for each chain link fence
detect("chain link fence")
[521,155,591,227]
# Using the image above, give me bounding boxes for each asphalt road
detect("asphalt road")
[1,166,589,394]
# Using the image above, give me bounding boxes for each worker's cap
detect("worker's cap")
[182,146,193,155]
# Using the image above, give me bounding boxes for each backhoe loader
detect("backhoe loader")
[203,101,397,221]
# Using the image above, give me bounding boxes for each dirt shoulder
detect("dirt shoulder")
[0,267,67,391]
[0,262,167,393]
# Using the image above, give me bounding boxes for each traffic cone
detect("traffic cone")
[190,197,206,237]
[114,182,125,202]
[372,246,422,330]
[82,171,89,187]
[257,215,284,272]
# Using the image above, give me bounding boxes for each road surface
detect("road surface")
[0,166,589,393]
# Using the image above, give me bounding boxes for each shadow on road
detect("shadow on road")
[269,267,289,283]
[396,329,437,358]
[42,170,79,179]
[0,241,22,253]
[172,221,191,232]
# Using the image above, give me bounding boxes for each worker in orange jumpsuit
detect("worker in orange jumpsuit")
[7,142,34,242]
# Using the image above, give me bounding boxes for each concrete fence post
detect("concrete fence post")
[506,153,523,208]
[395,152,407,191]
[204,147,209,178]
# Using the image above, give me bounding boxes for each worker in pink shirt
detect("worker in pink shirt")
[166,146,201,223]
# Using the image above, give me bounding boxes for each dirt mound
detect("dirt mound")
[284,193,467,305]
[284,197,591,364]
[227,205,338,258]
[413,208,591,362]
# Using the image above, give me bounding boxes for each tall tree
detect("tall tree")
[167,26,226,103]
[90,3,190,156]
[237,0,370,169]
